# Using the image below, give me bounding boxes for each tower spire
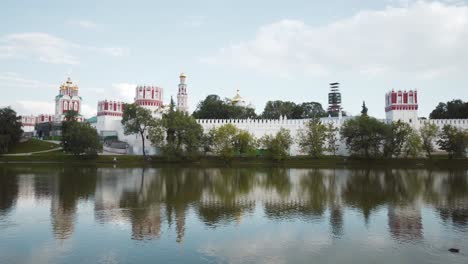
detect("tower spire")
[177,73,189,113]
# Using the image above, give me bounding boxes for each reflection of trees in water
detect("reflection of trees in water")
[50,166,98,240]
[1,166,468,243]
[429,170,468,230]
[0,167,18,215]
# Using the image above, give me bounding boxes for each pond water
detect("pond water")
[0,165,467,264]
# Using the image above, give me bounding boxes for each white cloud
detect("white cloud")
[203,1,468,79]
[71,20,98,29]
[13,100,54,115]
[0,32,129,65]
[80,103,96,118]
[111,83,136,102]
[183,16,206,27]
[0,72,55,89]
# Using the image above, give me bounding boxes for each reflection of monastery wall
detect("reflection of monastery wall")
[6,167,468,243]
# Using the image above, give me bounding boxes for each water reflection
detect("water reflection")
[0,166,467,246]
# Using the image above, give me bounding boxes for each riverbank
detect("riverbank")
[0,154,467,168]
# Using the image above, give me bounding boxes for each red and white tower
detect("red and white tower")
[134,85,163,114]
[385,90,418,125]
[177,73,188,113]
[55,77,82,122]
[96,100,125,133]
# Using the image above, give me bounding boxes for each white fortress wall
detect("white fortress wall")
[197,117,354,156]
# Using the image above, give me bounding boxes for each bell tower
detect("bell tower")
[177,73,188,113]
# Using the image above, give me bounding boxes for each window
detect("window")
[64,101,68,110]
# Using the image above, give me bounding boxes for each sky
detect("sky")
[1,0,467,119]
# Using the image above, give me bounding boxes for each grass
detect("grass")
[7,138,59,154]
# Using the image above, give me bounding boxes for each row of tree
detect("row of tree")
[192,95,329,120]
[123,100,468,160]
[430,99,468,119]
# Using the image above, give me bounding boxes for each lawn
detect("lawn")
[7,138,59,154]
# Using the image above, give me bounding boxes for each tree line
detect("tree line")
[122,103,468,160]
[192,94,329,120]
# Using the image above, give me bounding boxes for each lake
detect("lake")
[0,165,467,263]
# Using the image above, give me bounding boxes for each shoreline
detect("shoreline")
[0,155,467,169]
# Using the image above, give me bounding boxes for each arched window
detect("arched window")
[64,101,68,110]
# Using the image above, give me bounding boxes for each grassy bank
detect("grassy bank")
[0,153,467,168]
[7,139,58,154]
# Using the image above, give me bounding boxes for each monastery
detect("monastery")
[20,74,468,155]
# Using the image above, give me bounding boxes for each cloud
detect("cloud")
[12,100,54,115]
[0,32,129,65]
[111,83,136,102]
[0,72,55,89]
[183,16,206,27]
[203,1,468,79]
[71,20,98,29]
[80,103,96,118]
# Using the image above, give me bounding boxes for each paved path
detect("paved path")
[2,147,63,156]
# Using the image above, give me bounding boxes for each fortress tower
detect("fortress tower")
[385,90,418,126]
[134,85,164,114]
[55,77,82,122]
[177,73,188,113]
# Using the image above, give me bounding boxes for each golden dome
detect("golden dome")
[180,72,186,78]
[231,89,244,103]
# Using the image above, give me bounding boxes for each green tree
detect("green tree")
[0,107,23,153]
[261,100,296,119]
[429,99,468,119]
[121,103,155,157]
[261,101,327,119]
[192,95,256,119]
[298,102,328,118]
[234,130,257,157]
[403,130,423,158]
[340,115,388,158]
[361,101,368,116]
[326,123,340,156]
[62,110,79,136]
[201,128,216,155]
[260,128,293,160]
[211,124,257,159]
[298,117,328,158]
[383,121,412,158]
[437,125,468,159]
[420,122,439,159]
[212,124,238,159]
[149,98,204,158]
[62,122,102,157]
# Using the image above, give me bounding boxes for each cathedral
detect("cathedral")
[21,77,84,136]
[20,74,468,155]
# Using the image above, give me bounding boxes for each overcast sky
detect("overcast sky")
[1,0,467,118]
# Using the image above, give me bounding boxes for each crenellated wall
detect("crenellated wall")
[197,117,354,155]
